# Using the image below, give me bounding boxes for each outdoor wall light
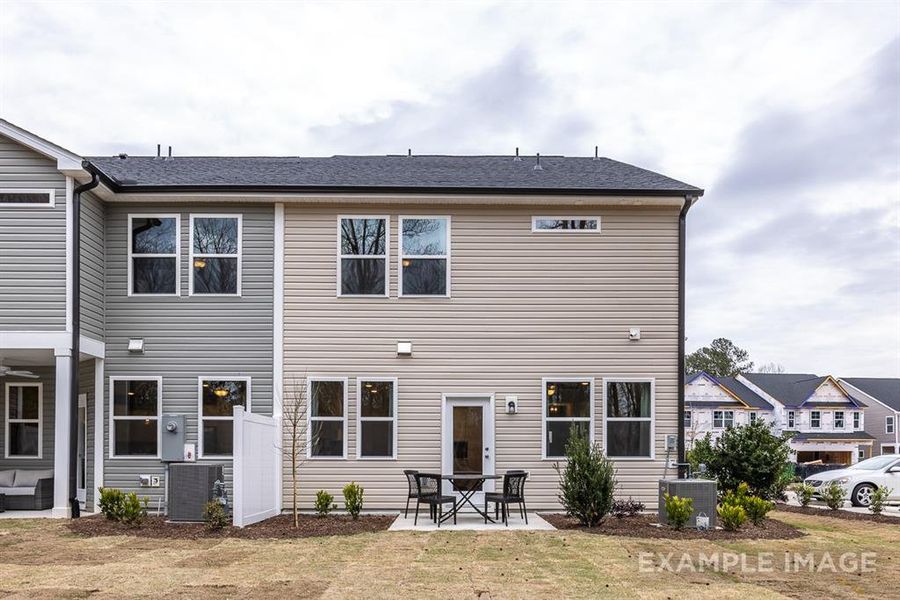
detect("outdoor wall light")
[127,338,144,354]
[628,328,641,341]
[397,340,412,356]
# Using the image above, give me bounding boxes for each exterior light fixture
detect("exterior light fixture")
[127,338,144,354]
[628,328,641,341]
[397,341,412,356]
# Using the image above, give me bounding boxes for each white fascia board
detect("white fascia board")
[0,119,84,173]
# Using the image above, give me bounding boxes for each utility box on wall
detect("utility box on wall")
[161,414,186,462]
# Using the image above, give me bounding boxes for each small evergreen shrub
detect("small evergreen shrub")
[704,421,792,499]
[343,482,364,520]
[663,493,693,530]
[611,498,645,519]
[822,482,847,510]
[98,487,148,526]
[554,428,616,527]
[869,486,892,515]
[795,483,815,507]
[203,501,229,530]
[98,487,126,520]
[718,503,747,530]
[742,496,774,526]
[314,490,336,517]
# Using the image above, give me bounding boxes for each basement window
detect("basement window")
[0,190,54,207]
[129,215,179,295]
[532,217,600,232]
[339,217,388,296]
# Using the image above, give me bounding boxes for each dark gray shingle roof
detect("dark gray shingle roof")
[842,378,900,411]
[86,155,703,194]
[718,376,775,410]
[741,373,862,409]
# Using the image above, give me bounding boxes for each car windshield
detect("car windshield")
[850,455,899,471]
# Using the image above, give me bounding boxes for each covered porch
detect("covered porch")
[790,432,876,466]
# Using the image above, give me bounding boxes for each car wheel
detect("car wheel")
[852,484,876,507]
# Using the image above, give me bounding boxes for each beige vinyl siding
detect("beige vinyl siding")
[283,202,681,511]
[0,134,67,330]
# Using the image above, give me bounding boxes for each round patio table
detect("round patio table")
[440,474,500,523]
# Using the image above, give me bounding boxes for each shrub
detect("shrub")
[742,496,774,526]
[343,482,364,520]
[98,487,126,520]
[795,483,815,507]
[721,482,750,508]
[869,486,892,515]
[718,503,747,530]
[705,421,792,499]
[611,498,645,519]
[822,482,847,510]
[119,492,149,526]
[687,433,716,477]
[98,487,148,526]
[314,490,336,517]
[663,493,693,530]
[554,428,616,527]
[203,501,229,530]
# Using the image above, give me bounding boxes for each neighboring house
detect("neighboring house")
[684,371,774,449]
[1,119,703,515]
[738,373,873,465]
[840,378,900,456]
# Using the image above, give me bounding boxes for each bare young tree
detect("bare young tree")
[755,362,786,374]
[281,376,316,528]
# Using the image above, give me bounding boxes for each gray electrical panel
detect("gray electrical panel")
[658,479,718,529]
[160,414,185,462]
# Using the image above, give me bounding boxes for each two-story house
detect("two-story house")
[840,378,900,456]
[684,371,774,449]
[1,119,703,515]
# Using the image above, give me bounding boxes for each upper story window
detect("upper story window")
[834,411,845,429]
[199,378,249,457]
[5,383,42,458]
[129,215,179,295]
[713,410,734,429]
[811,411,821,429]
[190,215,241,295]
[110,378,160,457]
[399,217,450,297]
[853,411,861,430]
[339,217,388,296]
[532,217,600,232]
[307,377,347,459]
[543,378,592,459]
[787,410,796,429]
[357,377,397,459]
[684,410,692,428]
[887,416,895,435]
[0,190,54,207]
[605,379,654,458]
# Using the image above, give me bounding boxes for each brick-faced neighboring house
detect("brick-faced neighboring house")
[840,378,900,456]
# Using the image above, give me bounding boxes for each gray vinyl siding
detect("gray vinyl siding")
[283,202,681,511]
[0,134,67,331]
[860,397,899,454]
[102,203,274,507]
[79,358,96,511]
[80,192,105,341]
[0,367,55,470]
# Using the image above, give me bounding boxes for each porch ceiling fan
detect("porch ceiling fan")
[0,361,39,379]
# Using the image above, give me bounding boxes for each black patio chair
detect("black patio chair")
[484,470,528,526]
[403,469,420,518]
[413,473,457,527]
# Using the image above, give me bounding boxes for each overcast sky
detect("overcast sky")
[2,1,898,376]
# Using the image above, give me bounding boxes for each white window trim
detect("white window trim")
[713,409,734,429]
[189,214,242,297]
[197,376,251,459]
[337,215,389,298]
[128,214,181,297]
[398,215,451,298]
[355,376,398,460]
[0,188,55,208]
[749,411,758,424]
[834,411,845,429]
[542,377,594,460]
[887,416,896,435]
[853,411,861,430]
[306,376,348,460]
[882,444,897,454]
[811,411,822,429]
[684,410,692,428]
[603,377,655,460]
[108,376,162,459]
[531,216,601,233]
[787,410,796,429]
[4,382,43,459]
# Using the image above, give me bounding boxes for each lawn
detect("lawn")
[0,511,897,599]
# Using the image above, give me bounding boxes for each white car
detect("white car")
[804,454,900,507]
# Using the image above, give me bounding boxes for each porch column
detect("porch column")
[52,349,73,517]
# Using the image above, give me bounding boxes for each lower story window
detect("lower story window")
[357,378,397,458]
[684,410,692,428]
[605,379,653,458]
[111,378,160,457]
[200,378,250,457]
[308,378,347,458]
[5,383,42,458]
[543,378,592,458]
[749,412,758,424]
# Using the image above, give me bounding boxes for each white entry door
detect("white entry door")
[76,394,87,505]
[441,395,495,506]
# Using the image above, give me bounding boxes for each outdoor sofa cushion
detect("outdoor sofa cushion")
[0,469,15,487]
[0,486,38,496]
[13,469,54,487]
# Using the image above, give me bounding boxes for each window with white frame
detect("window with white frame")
[532,217,600,232]
[5,383,41,458]
[811,411,821,429]
[605,379,653,458]
[543,379,592,458]
[713,410,734,429]
[339,217,388,296]
[111,379,160,457]
[834,411,845,429]
[0,190,54,207]
[853,411,861,430]
[787,410,796,429]
[750,412,758,424]
[684,410,692,428]
[191,215,241,295]
[308,378,347,458]
[357,378,397,458]
[199,378,249,457]
[887,416,895,435]
[129,215,179,295]
[399,217,449,296]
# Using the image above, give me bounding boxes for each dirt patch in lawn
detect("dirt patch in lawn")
[776,503,900,524]
[542,513,804,540]
[68,513,394,539]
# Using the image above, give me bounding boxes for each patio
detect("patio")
[389,511,555,531]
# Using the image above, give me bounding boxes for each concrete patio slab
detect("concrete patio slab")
[389,511,555,531]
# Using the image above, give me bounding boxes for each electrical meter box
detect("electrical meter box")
[161,414,186,462]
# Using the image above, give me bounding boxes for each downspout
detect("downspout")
[69,164,100,518]
[677,194,697,478]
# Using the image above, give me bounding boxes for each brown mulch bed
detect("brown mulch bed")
[67,514,395,540]
[775,503,900,524]
[541,513,804,540]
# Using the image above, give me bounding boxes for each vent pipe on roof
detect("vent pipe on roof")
[157,144,161,158]
[407,148,411,157]
[514,147,521,162]
[533,153,543,171]
[594,146,599,160]
[167,146,172,160]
